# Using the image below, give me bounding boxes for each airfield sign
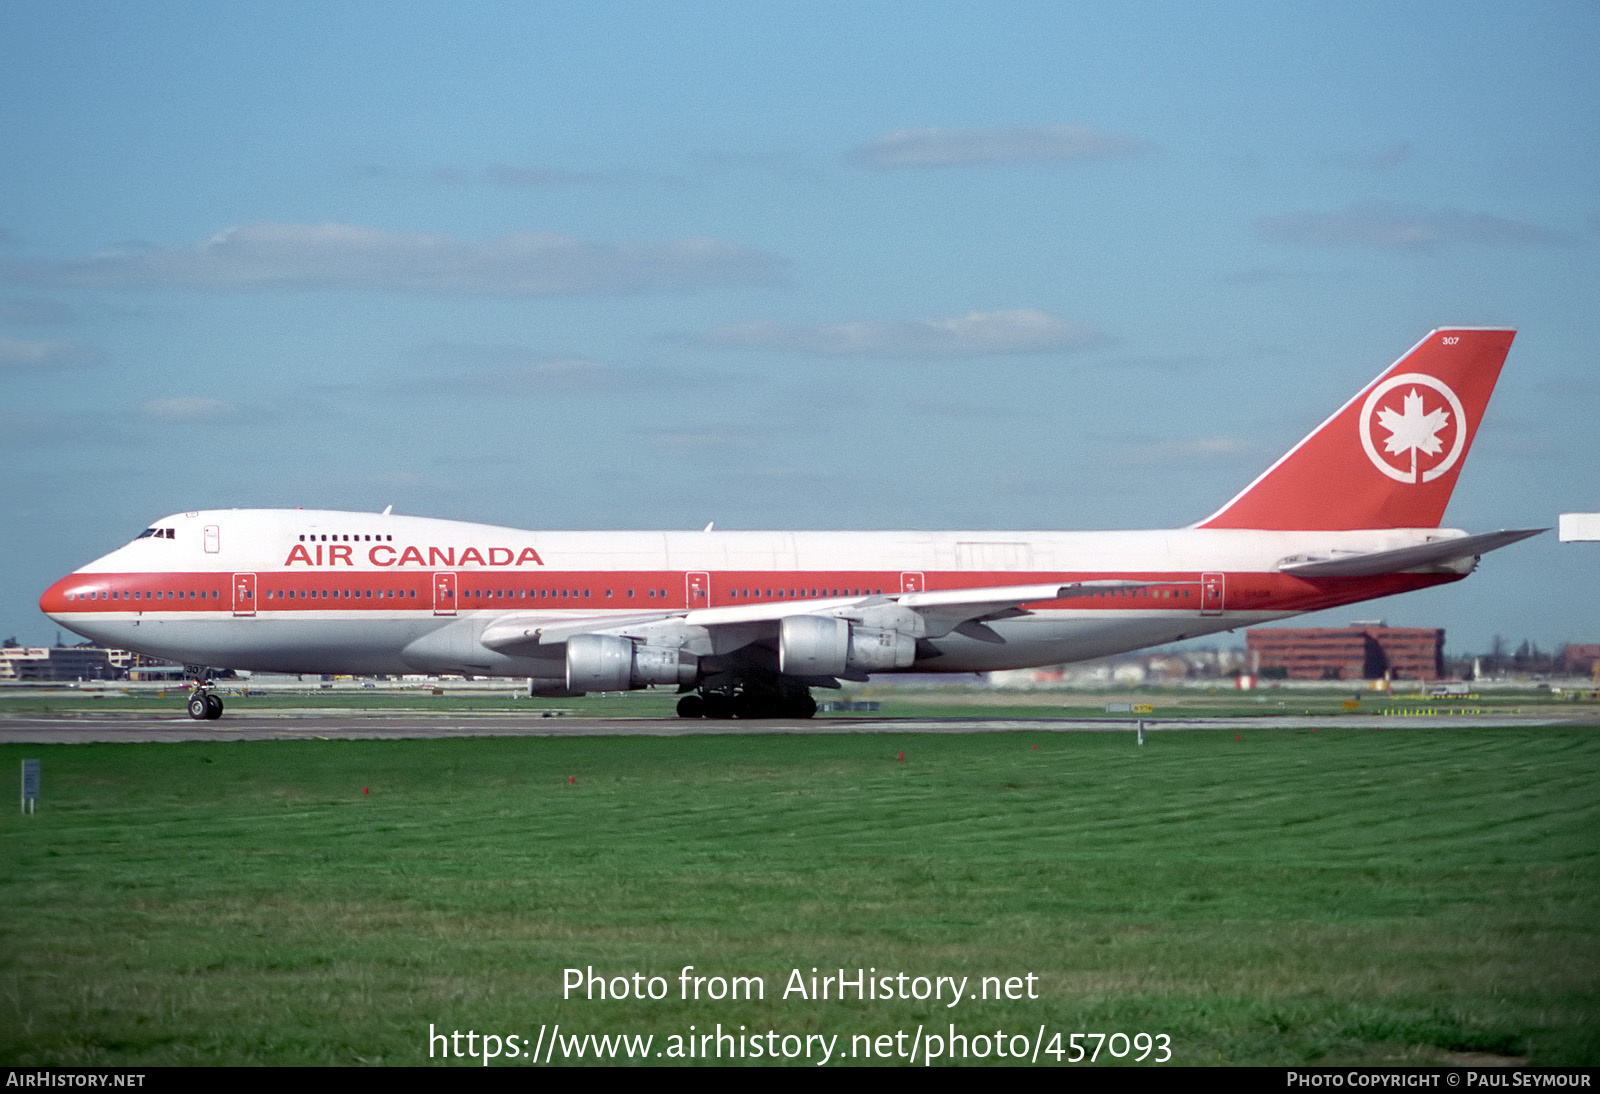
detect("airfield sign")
[21,758,39,814]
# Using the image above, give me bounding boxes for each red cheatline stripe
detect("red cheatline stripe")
[43,569,1458,616]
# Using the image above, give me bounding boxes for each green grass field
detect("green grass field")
[2,726,1596,1066]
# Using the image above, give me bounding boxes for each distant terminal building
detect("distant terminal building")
[0,645,119,681]
[1247,624,1445,681]
[0,644,165,682]
[0,647,50,680]
[1563,644,1600,677]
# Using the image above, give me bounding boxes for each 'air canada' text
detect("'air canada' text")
[284,544,546,568]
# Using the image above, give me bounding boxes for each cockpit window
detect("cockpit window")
[134,528,176,541]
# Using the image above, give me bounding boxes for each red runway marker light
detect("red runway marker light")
[1032,744,1038,750]
[362,787,369,795]
[568,775,576,784]
[897,751,904,762]
[1235,734,1240,742]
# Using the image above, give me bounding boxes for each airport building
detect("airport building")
[1562,644,1600,677]
[0,644,153,682]
[1246,625,1445,681]
[0,645,120,681]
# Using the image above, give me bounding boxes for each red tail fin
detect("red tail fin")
[1196,328,1515,530]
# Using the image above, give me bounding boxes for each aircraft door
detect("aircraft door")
[232,572,257,617]
[433,572,457,616]
[900,572,925,593]
[204,525,220,553]
[1200,572,1225,615]
[686,571,710,609]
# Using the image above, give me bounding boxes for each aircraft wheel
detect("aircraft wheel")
[702,694,734,719]
[676,694,704,719]
[205,694,225,720]
[186,693,210,720]
[789,693,817,719]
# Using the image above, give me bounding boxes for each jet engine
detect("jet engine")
[565,633,698,692]
[777,614,916,676]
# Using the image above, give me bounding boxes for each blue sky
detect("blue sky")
[3,1,1595,655]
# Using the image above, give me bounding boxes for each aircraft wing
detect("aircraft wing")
[1277,528,1545,578]
[479,611,680,652]
[477,580,1149,656]
[874,581,1147,638]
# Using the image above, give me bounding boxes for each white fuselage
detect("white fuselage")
[41,509,1467,679]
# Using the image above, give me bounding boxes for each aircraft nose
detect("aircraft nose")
[40,572,80,622]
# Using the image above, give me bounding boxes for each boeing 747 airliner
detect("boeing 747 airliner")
[41,328,1540,719]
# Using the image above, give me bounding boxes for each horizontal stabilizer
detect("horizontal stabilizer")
[1278,528,1544,577]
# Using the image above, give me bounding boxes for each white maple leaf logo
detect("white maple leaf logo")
[1359,373,1467,485]
[1375,387,1450,478]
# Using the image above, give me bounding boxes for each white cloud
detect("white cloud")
[701,309,1103,357]
[140,396,236,421]
[0,223,784,295]
[852,125,1154,168]
[1259,201,1565,252]
[0,336,98,369]
[1119,436,1254,465]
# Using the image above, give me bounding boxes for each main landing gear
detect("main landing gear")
[676,678,817,720]
[184,665,224,721]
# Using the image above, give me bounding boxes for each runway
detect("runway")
[1,708,1593,743]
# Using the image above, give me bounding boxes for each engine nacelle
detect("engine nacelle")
[779,615,849,675]
[848,625,917,672]
[565,634,698,692]
[779,615,916,675]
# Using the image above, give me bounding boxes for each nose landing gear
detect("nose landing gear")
[183,665,224,720]
[185,691,223,720]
